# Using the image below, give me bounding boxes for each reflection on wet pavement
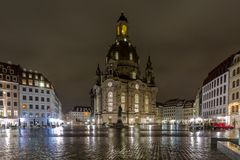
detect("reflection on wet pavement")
[0,125,238,160]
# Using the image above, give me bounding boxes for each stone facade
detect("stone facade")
[91,13,158,125]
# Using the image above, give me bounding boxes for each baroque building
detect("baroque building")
[91,13,158,125]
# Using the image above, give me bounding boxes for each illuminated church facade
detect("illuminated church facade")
[91,13,158,125]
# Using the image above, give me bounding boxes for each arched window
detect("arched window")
[108,91,113,112]
[232,93,235,100]
[237,67,240,74]
[121,93,126,112]
[134,94,139,112]
[129,53,133,60]
[233,69,236,76]
[232,81,235,88]
[145,95,149,113]
[132,72,136,79]
[115,52,119,60]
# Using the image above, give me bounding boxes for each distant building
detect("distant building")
[0,61,62,127]
[201,54,235,124]
[162,99,194,124]
[91,13,158,125]
[66,106,93,125]
[228,52,240,128]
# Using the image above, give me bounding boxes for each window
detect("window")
[145,95,149,113]
[28,80,33,86]
[22,79,27,85]
[0,100,3,106]
[41,90,44,94]
[41,105,45,110]
[115,52,119,60]
[6,84,10,89]
[6,75,10,81]
[224,75,226,83]
[29,104,33,109]
[134,94,139,112]
[223,85,226,94]
[35,75,38,79]
[29,74,32,78]
[29,88,32,92]
[41,97,45,102]
[13,85,17,90]
[29,96,33,101]
[232,93,235,100]
[7,101,11,106]
[22,87,26,92]
[7,110,11,116]
[22,73,26,77]
[14,102,17,106]
[129,53,133,60]
[35,89,38,93]
[132,72,136,79]
[232,81,235,88]
[108,91,113,112]
[47,106,50,110]
[46,90,50,94]
[7,92,10,97]
[121,93,126,112]
[35,81,39,86]
[14,110,18,117]
[237,67,240,74]
[47,98,50,102]
[35,105,39,109]
[236,105,239,112]
[237,79,240,87]
[35,97,39,101]
[233,69,236,76]
[23,95,27,100]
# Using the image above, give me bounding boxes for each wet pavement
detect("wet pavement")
[0,125,238,160]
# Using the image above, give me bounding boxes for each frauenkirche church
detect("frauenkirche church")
[91,13,158,125]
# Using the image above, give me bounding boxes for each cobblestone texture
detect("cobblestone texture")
[0,127,234,160]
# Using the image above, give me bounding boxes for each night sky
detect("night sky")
[1,1,240,112]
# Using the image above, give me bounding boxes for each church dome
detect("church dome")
[106,40,139,65]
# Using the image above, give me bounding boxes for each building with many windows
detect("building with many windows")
[228,52,240,128]
[65,106,93,125]
[201,54,235,124]
[0,62,20,127]
[0,61,62,127]
[91,13,158,125]
[161,99,194,124]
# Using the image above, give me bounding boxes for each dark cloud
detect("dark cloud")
[1,0,240,112]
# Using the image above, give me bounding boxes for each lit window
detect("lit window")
[35,75,38,79]
[145,95,149,113]
[134,94,139,112]
[22,104,27,109]
[22,73,26,77]
[7,110,11,116]
[121,93,126,112]
[35,80,39,86]
[129,53,133,60]
[39,82,45,87]
[28,80,33,86]
[14,110,18,117]
[132,72,136,79]
[29,74,32,78]
[46,83,50,88]
[115,52,119,60]
[108,91,113,112]
[22,79,27,85]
